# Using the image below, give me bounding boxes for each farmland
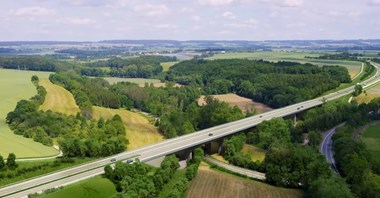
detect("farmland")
[40,176,116,198]
[354,83,380,104]
[92,106,164,149]
[39,79,80,116]
[208,51,362,78]
[186,165,302,198]
[198,94,272,114]
[0,69,58,158]
[362,122,380,159]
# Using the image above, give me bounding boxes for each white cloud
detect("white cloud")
[62,18,97,25]
[222,11,236,19]
[199,0,237,6]
[368,0,380,5]
[180,7,194,13]
[224,17,258,28]
[282,0,303,7]
[134,4,169,16]
[192,16,201,21]
[154,24,178,29]
[11,7,55,17]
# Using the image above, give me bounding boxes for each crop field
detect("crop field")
[362,123,380,159]
[92,106,164,149]
[39,79,80,116]
[241,144,266,162]
[40,176,116,198]
[198,94,272,114]
[186,165,302,198]
[208,52,362,78]
[0,69,58,158]
[161,61,179,71]
[354,82,380,104]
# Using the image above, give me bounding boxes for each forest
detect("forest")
[0,56,76,72]
[166,59,351,108]
[84,56,176,78]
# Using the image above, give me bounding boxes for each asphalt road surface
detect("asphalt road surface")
[1,62,379,197]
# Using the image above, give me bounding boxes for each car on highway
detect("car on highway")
[126,159,133,164]
[111,158,116,162]
[208,133,213,136]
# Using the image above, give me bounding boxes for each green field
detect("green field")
[208,51,362,78]
[161,61,179,71]
[0,69,58,158]
[241,144,266,162]
[103,77,161,85]
[40,176,116,198]
[362,123,380,158]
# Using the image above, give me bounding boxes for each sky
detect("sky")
[0,0,379,41]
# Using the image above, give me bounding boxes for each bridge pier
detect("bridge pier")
[174,148,194,161]
[205,139,224,155]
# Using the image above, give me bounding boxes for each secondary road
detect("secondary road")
[204,156,266,180]
[1,61,380,198]
[319,124,345,173]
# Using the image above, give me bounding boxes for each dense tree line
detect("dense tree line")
[166,59,351,108]
[0,56,76,72]
[85,56,176,78]
[332,125,380,197]
[110,81,244,138]
[105,150,204,198]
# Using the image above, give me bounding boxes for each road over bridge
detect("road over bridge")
[1,62,380,198]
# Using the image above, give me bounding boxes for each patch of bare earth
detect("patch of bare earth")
[198,94,272,115]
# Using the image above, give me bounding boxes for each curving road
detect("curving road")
[204,156,265,180]
[1,61,380,198]
[319,124,345,174]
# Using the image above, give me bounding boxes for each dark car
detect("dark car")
[208,133,213,136]
[111,158,116,162]
[126,159,133,164]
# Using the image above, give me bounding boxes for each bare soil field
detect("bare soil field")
[186,165,302,198]
[39,79,80,116]
[198,94,272,114]
[92,106,164,149]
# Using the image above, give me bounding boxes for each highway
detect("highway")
[1,61,380,198]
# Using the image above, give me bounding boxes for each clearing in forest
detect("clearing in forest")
[92,106,164,149]
[39,79,80,116]
[0,69,58,158]
[186,165,302,198]
[362,122,380,159]
[198,94,272,114]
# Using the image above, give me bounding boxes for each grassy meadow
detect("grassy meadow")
[39,79,80,116]
[92,106,164,149]
[186,164,302,198]
[161,61,179,71]
[208,51,362,78]
[241,144,266,162]
[362,123,380,159]
[0,69,58,158]
[40,176,116,198]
